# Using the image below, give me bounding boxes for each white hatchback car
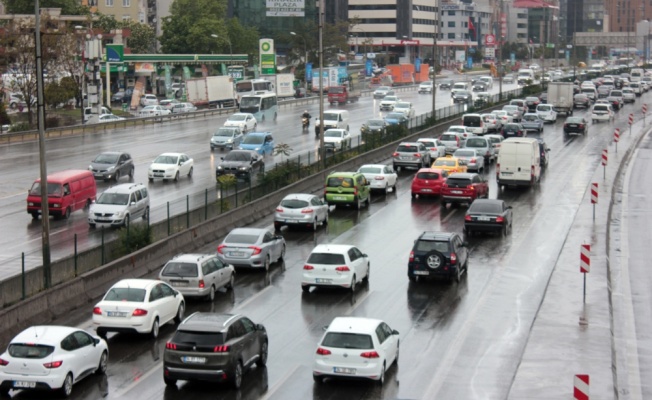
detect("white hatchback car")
[274,193,329,231]
[92,279,185,339]
[313,317,399,385]
[357,164,398,194]
[140,94,159,106]
[393,101,415,118]
[302,244,370,293]
[0,326,108,398]
[224,113,257,133]
[535,104,557,123]
[148,152,194,182]
[416,138,447,160]
[591,103,615,123]
[88,183,150,228]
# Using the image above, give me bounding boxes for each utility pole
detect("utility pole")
[431,0,438,119]
[498,0,503,100]
[318,0,325,166]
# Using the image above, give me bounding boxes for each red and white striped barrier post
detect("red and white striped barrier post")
[580,244,591,303]
[590,182,598,222]
[601,149,607,180]
[629,113,634,135]
[574,374,589,399]
[613,128,620,153]
[644,104,648,125]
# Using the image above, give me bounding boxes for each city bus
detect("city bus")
[235,79,274,103]
[239,93,278,122]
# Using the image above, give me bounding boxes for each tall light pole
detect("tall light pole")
[432,0,438,118]
[318,0,325,165]
[75,25,85,123]
[211,33,232,62]
[290,31,308,92]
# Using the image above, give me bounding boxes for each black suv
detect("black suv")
[163,313,268,389]
[408,232,469,282]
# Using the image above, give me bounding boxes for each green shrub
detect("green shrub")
[115,223,152,256]
[9,122,30,132]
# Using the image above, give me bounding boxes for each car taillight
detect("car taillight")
[217,244,226,254]
[354,188,358,196]
[198,279,205,288]
[301,208,314,213]
[44,361,63,369]
[409,251,415,262]
[166,342,177,350]
[316,347,331,356]
[496,216,505,223]
[470,157,477,164]
[467,185,475,190]
[414,153,421,158]
[361,351,380,358]
[132,309,148,317]
[456,137,460,145]
[93,307,102,315]
[579,124,584,128]
[450,252,457,265]
[430,147,437,151]
[303,265,314,270]
[496,163,500,174]
[517,130,523,136]
[0,358,9,366]
[275,207,283,212]
[249,246,262,255]
[213,345,230,352]
[375,176,385,180]
[392,152,399,157]
[335,266,350,272]
[531,165,535,178]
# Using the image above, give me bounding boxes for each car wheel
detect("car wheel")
[174,303,185,324]
[59,373,73,397]
[302,285,311,293]
[31,212,39,220]
[143,207,149,221]
[350,275,357,293]
[123,214,130,228]
[253,123,257,131]
[408,274,417,282]
[323,213,328,226]
[0,388,9,397]
[96,351,108,375]
[363,263,370,282]
[64,207,71,219]
[232,361,243,389]
[384,184,389,195]
[411,192,416,200]
[114,170,121,182]
[188,167,193,178]
[148,177,153,182]
[278,245,286,262]
[174,171,179,182]
[163,376,177,387]
[207,285,216,302]
[256,341,268,367]
[365,196,370,208]
[313,374,324,383]
[129,168,134,178]
[150,318,160,339]
[454,266,462,283]
[226,273,235,290]
[502,225,508,237]
[312,218,318,232]
[89,223,96,228]
[264,255,270,272]
[377,363,386,386]
[354,197,361,210]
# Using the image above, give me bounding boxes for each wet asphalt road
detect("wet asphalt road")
[4,91,648,399]
[0,77,515,279]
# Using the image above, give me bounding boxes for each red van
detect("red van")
[27,170,97,219]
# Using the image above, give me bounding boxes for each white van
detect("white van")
[630,68,644,82]
[84,106,111,123]
[496,138,541,188]
[629,82,642,96]
[517,69,535,85]
[315,110,350,132]
[451,82,470,96]
[461,113,487,135]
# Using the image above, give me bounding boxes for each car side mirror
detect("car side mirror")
[462,242,469,247]
[275,235,283,240]
[392,329,399,335]
[220,157,225,161]
[256,323,265,331]
[131,201,136,205]
[93,338,99,346]
[507,206,513,209]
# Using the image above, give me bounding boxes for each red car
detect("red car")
[440,172,489,207]
[411,168,449,199]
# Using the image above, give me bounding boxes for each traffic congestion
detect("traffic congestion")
[0,65,649,399]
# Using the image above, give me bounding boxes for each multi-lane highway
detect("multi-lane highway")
[0,75,519,279]
[2,83,648,398]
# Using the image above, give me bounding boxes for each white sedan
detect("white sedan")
[138,105,171,118]
[148,152,194,182]
[313,317,399,385]
[301,244,370,293]
[92,279,185,339]
[274,193,329,231]
[357,164,397,194]
[416,138,446,160]
[323,129,351,151]
[224,113,258,133]
[0,326,108,398]
[393,102,415,118]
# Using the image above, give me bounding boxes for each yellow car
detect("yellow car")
[431,156,468,173]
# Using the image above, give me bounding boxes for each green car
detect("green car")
[324,172,371,209]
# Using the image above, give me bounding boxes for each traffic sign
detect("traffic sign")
[614,128,620,142]
[601,149,608,166]
[485,34,496,46]
[591,183,598,205]
[629,113,634,125]
[580,244,591,273]
[574,374,589,400]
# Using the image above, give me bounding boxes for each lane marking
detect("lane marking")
[111,362,162,398]
[261,363,301,400]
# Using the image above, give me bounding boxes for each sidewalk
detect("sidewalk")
[508,115,650,399]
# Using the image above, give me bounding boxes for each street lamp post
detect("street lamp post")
[290,31,308,92]
[211,33,232,63]
[432,0,438,119]
[74,25,85,123]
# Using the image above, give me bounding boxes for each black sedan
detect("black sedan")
[439,79,453,89]
[452,90,473,104]
[563,116,588,136]
[215,149,264,181]
[573,94,591,109]
[501,123,526,138]
[361,118,387,135]
[464,199,513,237]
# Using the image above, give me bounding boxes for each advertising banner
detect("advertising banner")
[266,0,305,16]
[259,39,276,75]
[305,63,313,82]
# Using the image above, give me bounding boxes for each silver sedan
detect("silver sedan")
[217,228,286,271]
[274,193,329,231]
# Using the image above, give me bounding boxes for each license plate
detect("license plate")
[501,172,513,175]
[93,173,104,177]
[14,381,36,388]
[229,252,245,257]
[154,174,164,177]
[477,216,491,221]
[414,271,429,275]
[421,189,432,192]
[316,278,332,283]
[333,367,356,374]
[107,311,127,317]
[182,356,206,364]
[332,196,346,200]
[452,190,463,194]
[171,281,188,287]
[569,124,577,127]
[285,219,298,223]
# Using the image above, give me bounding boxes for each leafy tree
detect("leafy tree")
[2,0,87,15]
[0,102,10,126]
[94,14,156,54]
[44,81,71,109]
[160,0,227,54]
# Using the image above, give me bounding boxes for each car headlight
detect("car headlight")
[239,167,247,171]
[52,204,60,208]
[114,211,125,218]
[88,165,93,170]
[166,168,175,172]
[226,139,233,143]
[107,166,114,171]
[28,202,34,206]
[255,147,260,151]
[217,166,223,170]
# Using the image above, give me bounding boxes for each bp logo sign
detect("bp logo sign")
[259,39,274,55]
[261,42,271,52]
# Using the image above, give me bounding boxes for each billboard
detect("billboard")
[259,39,276,75]
[266,0,305,16]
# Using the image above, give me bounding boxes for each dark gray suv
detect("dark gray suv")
[408,232,469,283]
[164,313,268,389]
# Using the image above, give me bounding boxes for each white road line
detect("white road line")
[261,363,300,400]
[344,289,372,316]
[111,362,162,399]
[440,208,457,223]
[237,285,273,310]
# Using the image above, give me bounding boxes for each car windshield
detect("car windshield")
[214,129,236,138]
[526,97,539,102]
[93,153,119,164]
[503,106,518,112]
[383,96,398,102]
[280,199,310,208]
[228,115,247,121]
[469,202,502,213]
[465,138,486,147]
[224,152,251,162]
[538,106,551,111]
[358,167,382,174]
[463,116,481,127]
[504,125,519,131]
[396,145,418,153]
[242,135,264,145]
[225,233,259,244]
[386,113,404,120]
[376,86,390,91]
[329,87,344,94]
[29,182,63,197]
[8,344,55,359]
[487,137,502,144]
[323,113,340,121]
[327,177,354,187]
[434,159,456,167]
[418,141,435,147]
[523,115,539,121]
[448,127,465,133]
[161,262,198,277]
[367,119,384,127]
[96,192,129,205]
[454,150,475,157]
[325,131,343,138]
[104,287,146,302]
[447,177,473,187]
[416,171,440,179]
[153,155,178,164]
[396,102,410,108]
[143,106,157,111]
[322,332,373,349]
[414,240,450,253]
[307,252,346,264]
[610,91,622,96]
[440,134,457,141]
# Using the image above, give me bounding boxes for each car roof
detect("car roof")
[281,193,317,201]
[230,113,253,117]
[246,131,271,137]
[470,199,504,207]
[171,253,215,263]
[417,167,446,174]
[447,172,476,179]
[359,164,388,169]
[179,312,241,332]
[158,152,183,157]
[311,244,355,254]
[229,227,268,236]
[327,171,360,178]
[100,183,144,194]
[418,231,457,241]
[111,279,160,289]
[327,317,382,334]
[12,326,84,345]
